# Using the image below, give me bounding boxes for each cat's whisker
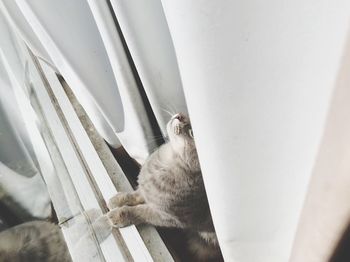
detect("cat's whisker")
[163,103,177,117]
[161,108,174,117]
[146,133,165,138]
[145,135,165,141]
[168,103,177,116]
[141,136,166,148]
[145,137,165,143]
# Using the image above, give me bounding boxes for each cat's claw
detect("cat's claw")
[107,208,132,228]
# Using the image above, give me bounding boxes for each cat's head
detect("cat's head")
[166,113,199,168]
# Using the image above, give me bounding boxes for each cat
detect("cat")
[0,210,112,262]
[107,113,222,261]
[0,221,71,262]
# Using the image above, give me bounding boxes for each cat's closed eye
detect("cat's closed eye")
[188,129,194,138]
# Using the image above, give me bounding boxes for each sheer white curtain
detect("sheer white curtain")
[0,11,51,220]
[2,0,350,261]
[1,0,187,163]
[107,0,188,135]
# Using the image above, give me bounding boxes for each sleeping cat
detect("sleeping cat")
[107,113,222,260]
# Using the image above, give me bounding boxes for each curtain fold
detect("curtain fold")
[0,11,51,220]
[109,0,188,136]
[160,0,350,260]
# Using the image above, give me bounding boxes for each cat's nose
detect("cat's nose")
[174,114,184,122]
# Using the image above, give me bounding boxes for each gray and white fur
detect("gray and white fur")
[0,210,113,262]
[107,113,221,260]
[0,221,71,262]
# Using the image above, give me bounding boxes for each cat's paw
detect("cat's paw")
[107,207,132,228]
[107,193,127,210]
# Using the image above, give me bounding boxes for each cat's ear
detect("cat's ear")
[188,129,194,138]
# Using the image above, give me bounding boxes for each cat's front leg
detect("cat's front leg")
[107,190,145,209]
[107,206,136,227]
[107,205,183,228]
